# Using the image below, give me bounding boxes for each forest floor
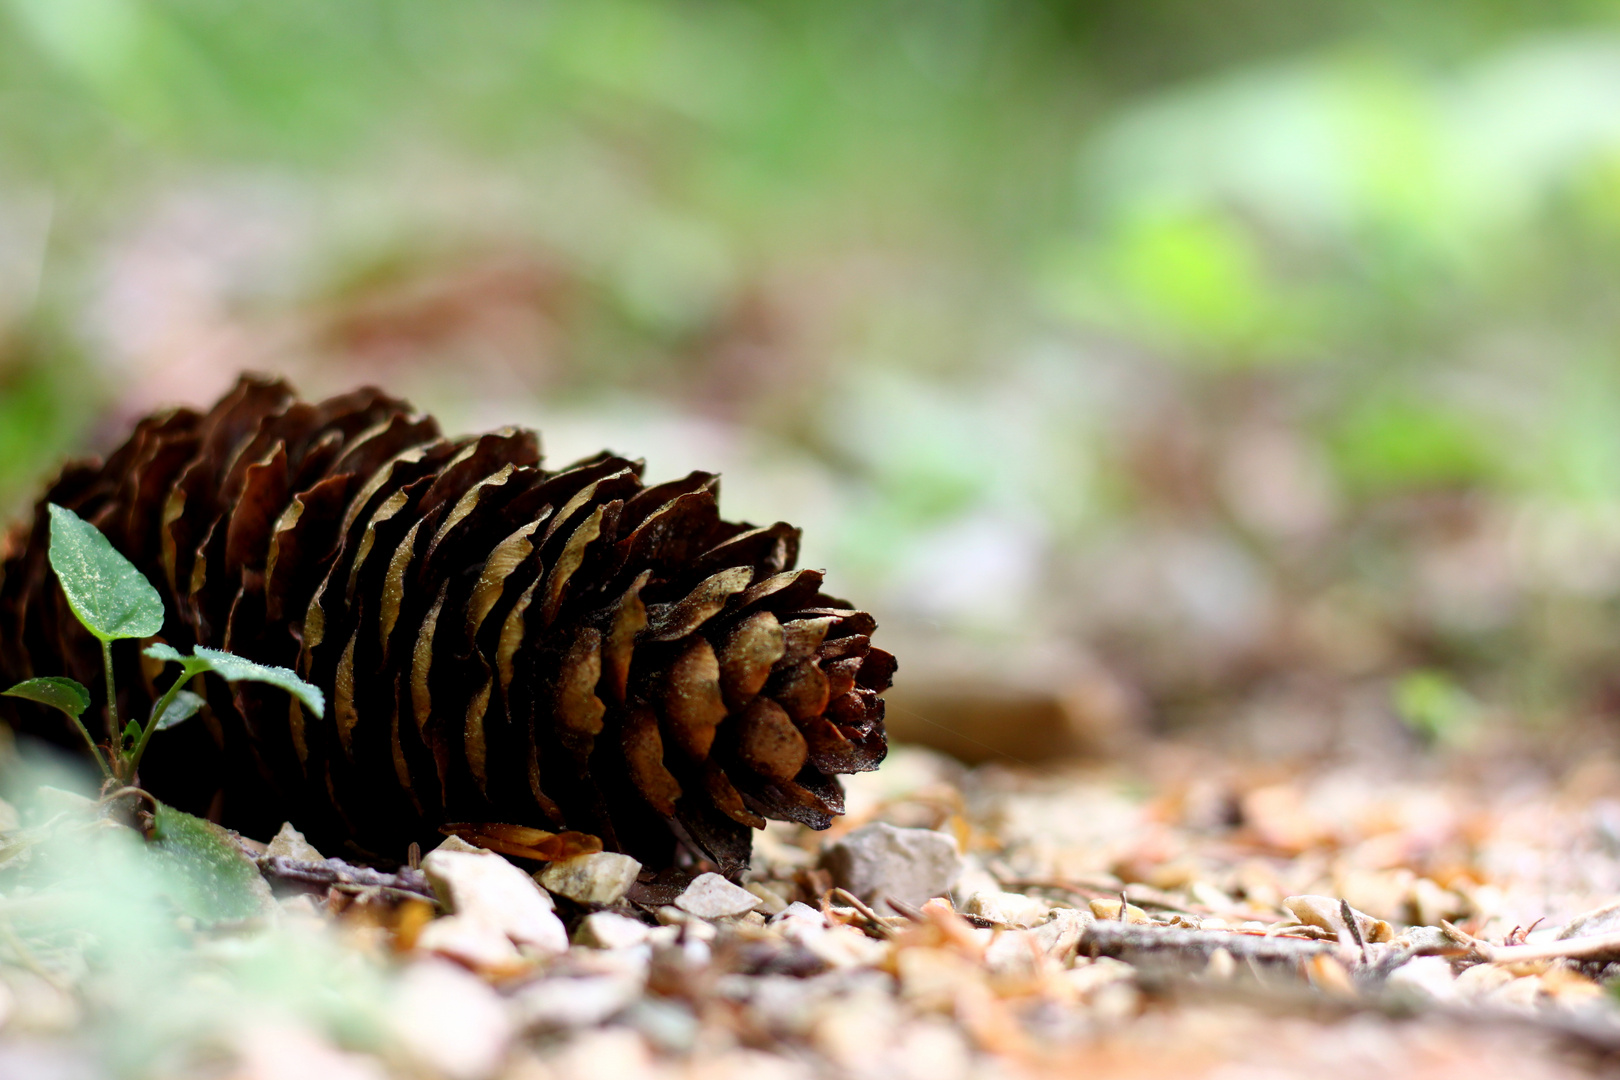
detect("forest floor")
[6,738,1620,1080]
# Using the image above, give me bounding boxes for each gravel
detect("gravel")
[820,822,962,910]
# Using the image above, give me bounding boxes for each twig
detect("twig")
[883,895,927,922]
[1474,930,1620,965]
[1082,921,1341,967]
[1010,876,1213,916]
[1011,875,1292,923]
[831,888,901,938]
[1438,919,1490,961]
[260,854,437,902]
[880,895,1000,929]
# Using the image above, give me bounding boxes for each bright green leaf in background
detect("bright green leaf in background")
[1330,395,1501,497]
[1113,209,1275,348]
[145,643,325,718]
[47,503,164,643]
[2,675,91,718]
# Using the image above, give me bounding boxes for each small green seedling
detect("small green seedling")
[3,504,324,787]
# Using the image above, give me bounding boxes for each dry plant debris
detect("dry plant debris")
[9,743,1620,1079]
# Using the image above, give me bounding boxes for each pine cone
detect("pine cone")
[0,376,891,871]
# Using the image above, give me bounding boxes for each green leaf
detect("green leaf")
[152,689,206,731]
[3,676,91,719]
[144,643,184,664]
[47,504,165,642]
[146,801,272,923]
[192,647,325,717]
[122,718,140,746]
[143,643,324,718]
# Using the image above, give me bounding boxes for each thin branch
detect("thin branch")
[1007,876,1264,920]
[1476,930,1620,965]
[260,854,437,902]
[1082,921,1342,967]
[830,887,901,938]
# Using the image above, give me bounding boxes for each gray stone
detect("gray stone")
[414,915,523,971]
[620,998,699,1053]
[1031,907,1091,958]
[1557,899,1620,940]
[392,960,513,1080]
[655,905,719,939]
[265,822,324,862]
[1386,955,1458,1001]
[820,823,962,910]
[962,889,1050,928]
[431,835,487,855]
[983,909,1090,974]
[1391,925,1453,952]
[421,849,567,955]
[770,901,826,927]
[513,974,642,1030]
[574,911,652,950]
[744,880,791,915]
[673,872,761,919]
[537,851,641,906]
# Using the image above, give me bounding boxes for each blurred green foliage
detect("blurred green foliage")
[0,760,393,1075]
[1394,668,1482,747]
[7,0,1620,741]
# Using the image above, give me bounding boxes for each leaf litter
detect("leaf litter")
[8,742,1620,1078]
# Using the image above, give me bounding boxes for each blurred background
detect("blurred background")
[5,0,1620,769]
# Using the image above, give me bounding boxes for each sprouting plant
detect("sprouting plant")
[2,503,324,789]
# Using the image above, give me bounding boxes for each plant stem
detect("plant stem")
[125,674,186,783]
[101,639,122,780]
[67,711,111,779]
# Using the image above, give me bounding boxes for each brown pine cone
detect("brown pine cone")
[0,376,891,872]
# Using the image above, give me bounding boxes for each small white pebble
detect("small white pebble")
[537,851,642,907]
[264,822,324,862]
[573,911,651,950]
[391,960,512,1080]
[674,872,761,919]
[745,880,792,916]
[1387,955,1458,1001]
[654,907,718,941]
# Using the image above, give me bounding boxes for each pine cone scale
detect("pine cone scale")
[717,610,786,710]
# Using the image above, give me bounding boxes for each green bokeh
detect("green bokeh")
[5,0,1620,730]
